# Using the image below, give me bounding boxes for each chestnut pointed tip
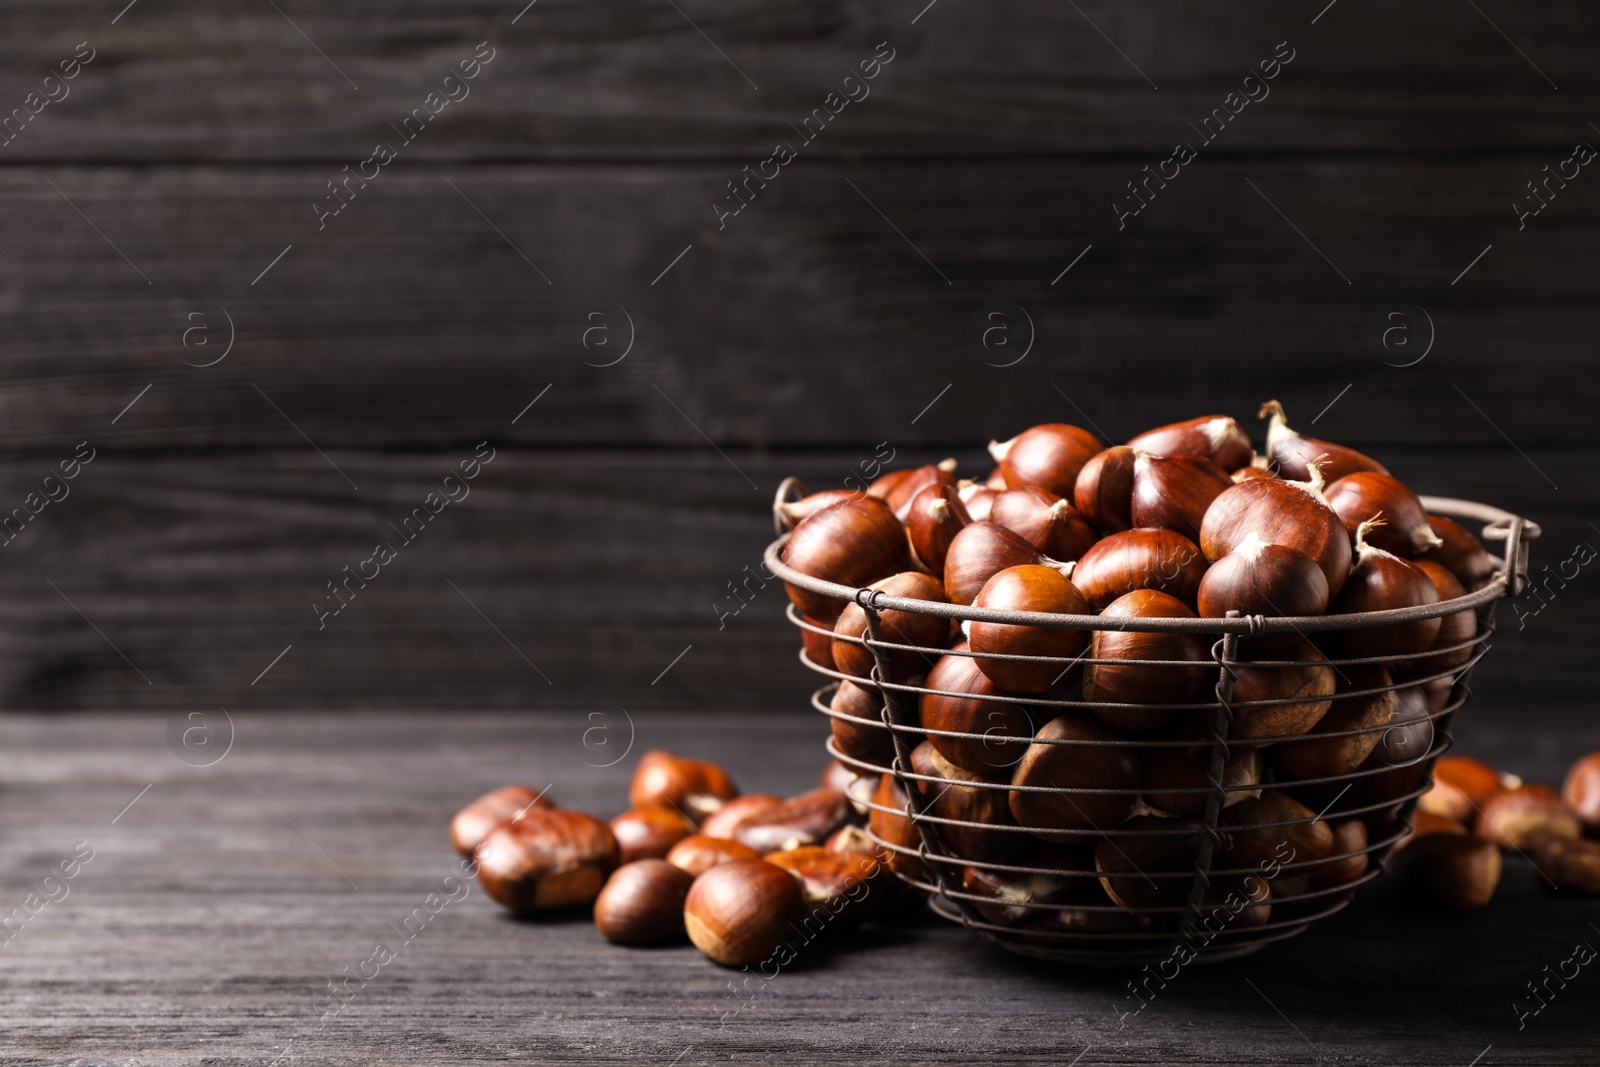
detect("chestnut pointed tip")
[987,437,1014,462]
[937,457,958,472]
[1259,399,1287,422]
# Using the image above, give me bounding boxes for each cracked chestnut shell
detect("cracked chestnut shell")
[475,809,620,914]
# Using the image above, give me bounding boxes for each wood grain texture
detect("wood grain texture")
[0,157,1595,453]
[0,0,1593,161]
[2,709,1597,1065]
[0,449,1584,713]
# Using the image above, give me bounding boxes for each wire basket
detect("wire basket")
[764,477,1539,966]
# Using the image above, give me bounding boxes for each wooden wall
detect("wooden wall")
[0,0,1592,711]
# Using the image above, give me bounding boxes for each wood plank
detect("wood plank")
[2,709,1597,1064]
[0,156,1596,452]
[0,1,1593,161]
[0,449,1585,713]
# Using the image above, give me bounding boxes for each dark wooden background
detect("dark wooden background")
[0,0,1594,713]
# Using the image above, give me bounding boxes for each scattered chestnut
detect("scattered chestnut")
[988,487,1099,562]
[1419,756,1515,823]
[942,520,1068,606]
[665,834,763,877]
[1476,785,1581,852]
[905,483,971,576]
[593,859,695,945]
[831,571,950,682]
[781,496,911,621]
[629,750,739,823]
[475,809,620,914]
[700,794,783,840]
[1199,461,1352,599]
[1325,471,1443,558]
[683,859,807,967]
[1127,414,1253,473]
[1129,452,1234,542]
[1260,399,1388,483]
[1081,589,1209,729]
[909,741,1025,863]
[716,788,854,853]
[1534,837,1600,894]
[1562,752,1600,834]
[968,565,1091,694]
[920,646,1036,773]
[1273,666,1398,781]
[1070,527,1208,610]
[450,785,553,856]
[830,680,893,765]
[1009,713,1141,836]
[1073,446,1136,535]
[766,845,881,915]
[610,807,695,864]
[1399,810,1469,849]
[818,757,858,795]
[1196,534,1329,638]
[1394,832,1501,911]
[988,423,1102,497]
[1227,636,1335,743]
[1417,515,1498,592]
[1223,792,1333,868]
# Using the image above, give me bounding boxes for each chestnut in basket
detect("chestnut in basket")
[1417,515,1498,592]
[1223,792,1333,869]
[1073,446,1136,535]
[968,565,1091,694]
[1402,559,1476,676]
[881,459,959,520]
[829,680,894,765]
[1127,415,1253,473]
[1332,519,1441,658]
[1273,666,1399,781]
[988,487,1099,562]
[1199,456,1353,599]
[1009,713,1140,836]
[1143,739,1262,818]
[1130,452,1234,542]
[1196,535,1329,635]
[1095,817,1204,908]
[782,496,910,622]
[1070,528,1207,610]
[1324,472,1443,558]
[831,571,950,682]
[1081,589,1210,730]
[909,742,1026,863]
[920,646,1036,773]
[475,809,620,913]
[1260,399,1388,484]
[1227,636,1335,743]
[450,785,553,856]
[988,423,1102,498]
[942,521,1069,606]
[593,859,695,945]
[905,483,971,576]
[959,843,1094,926]
[869,773,929,880]
[684,859,807,967]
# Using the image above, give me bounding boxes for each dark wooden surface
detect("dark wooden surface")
[3,708,1598,1066]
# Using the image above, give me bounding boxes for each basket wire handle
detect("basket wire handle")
[860,593,983,930]
[1177,611,1244,945]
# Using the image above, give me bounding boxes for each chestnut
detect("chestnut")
[1095,817,1204,907]
[610,807,695,864]
[1419,756,1515,823]
[1394,832,1501,911]
[798,614,838,671]
[959,843,1093,925]
[968,565,1091,694]
[1332,519,1441,658]
[920,646,1036,773]
[665,834,763,876]
[818,757,859,795]
[988,423,1102,497]
[988,487,1099,562]
[1227,636,1335,743]
[1324,472,1443,557]
[781,496,911,621]
[1019,884,1158,949]
[629,750,739,823]
[1404,559,1476,675]
[1070,528,1207,610]
[699,794,783,839]
[1561,751,1600,834]
[905,483,971,577]
[1143,738,1261,818]
[450,785,553,856]
[942,520,1067,606]
[774,488,860,530]
[1260,399,1388,483]
[957,479,997,522]
[683,859,807,967]
[1272,666,1398,781]
[1304,819,1369,888]
[1073,445,1136,534]
[593,859,695,945]
[1081,589,1210,730]
[1199,463,1353,600]
[1223,792,1333,868]
[1009,713,1141,836]
[1398,810,1469,850]
[1129,452,1234,542]
[829,681,893,766]
[831,571,950,682]
[1475,785,1581,852]
[1417,515,1498,592]
[475,809,620,914]
[882,458,959,520]
[1534,837,1600,894]
[1127,414,1253,473]
[908,741,1025,863]
[868,773,929,880]
[766,845,881,916]
[1196,535,1329,637]
[716,788,854,853]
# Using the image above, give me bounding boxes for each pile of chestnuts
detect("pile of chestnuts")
[450,750,911,968]
[773,401,1526,945]
[1397,749,1600,909]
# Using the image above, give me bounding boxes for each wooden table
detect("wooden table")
[4,708,1597,1065]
